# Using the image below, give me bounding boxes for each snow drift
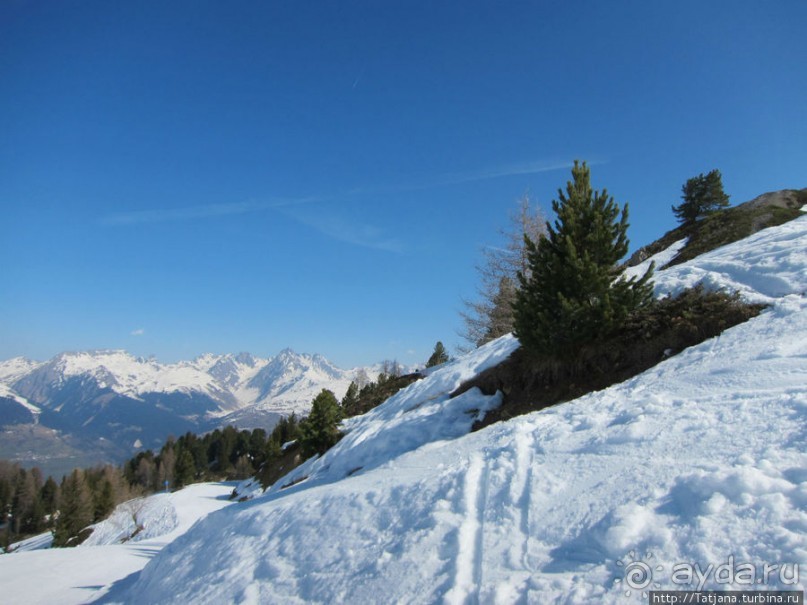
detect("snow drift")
[110,215,807,604]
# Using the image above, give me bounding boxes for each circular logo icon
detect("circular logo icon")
[614,551,663,597]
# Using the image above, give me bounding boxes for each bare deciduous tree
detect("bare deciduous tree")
[459,194,548,350]
[352,368,371,390]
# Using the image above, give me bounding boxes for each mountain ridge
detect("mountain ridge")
[0,347,372,409]
[0,347,381,476]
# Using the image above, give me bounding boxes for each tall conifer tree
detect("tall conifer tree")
[672,169,730,226]
[53,469,94,547]
[513,161,654,358]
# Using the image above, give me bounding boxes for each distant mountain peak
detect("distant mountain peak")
[0,356,44,383]
[235,352,257,366]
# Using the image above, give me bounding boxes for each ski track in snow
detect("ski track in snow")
[445,452,486,605]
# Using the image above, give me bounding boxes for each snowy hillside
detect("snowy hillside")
[113,215,807,603]
[0,383,40,425]
[0,482,236,605]
[0,357,43,383]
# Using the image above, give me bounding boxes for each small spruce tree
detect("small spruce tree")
[299,389,343,459]
[426,341,449,368]
[173,449,196,487]
[40,476,59,520]
[672,169,730,226]
[513,160,654,359]
[53,469,94,547]
[340,382,361,417]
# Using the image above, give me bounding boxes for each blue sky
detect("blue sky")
[1,1,805,368]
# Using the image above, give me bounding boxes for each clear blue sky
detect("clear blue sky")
[1,1,805,368]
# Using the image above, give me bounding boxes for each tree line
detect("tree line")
[0,426,285,550]
[1,461,135,549]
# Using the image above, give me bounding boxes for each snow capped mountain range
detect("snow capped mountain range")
[2,348,370,412]
[1,348,361,413]
[0,348,375,474]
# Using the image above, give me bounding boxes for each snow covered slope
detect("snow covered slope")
[82,483,236,547]
[115,215,807,603]
[0,483,236,605]
[0,383,40,424]
[0,357,43,383]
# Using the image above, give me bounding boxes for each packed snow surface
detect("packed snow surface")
[0,483,235,605]
[623,237,687,279]
[109,217,807,603]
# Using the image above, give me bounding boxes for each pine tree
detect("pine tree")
[173,449,196,487]
[0,471,12,528]
[426,341,450,368]
[94,479,115,522]
[513,161,654,359]
[53,469,94,547]
[484,276,517,344]
[299,389,343,459]
[264,437,282,460]
[672,169,730,226]
[40,476,59,519]
[341,382,361,417]
[29,495,46,534]
[179,431,208,478]
[213,426,239,473]
[11,469,39,535]
[248,429,268,470]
